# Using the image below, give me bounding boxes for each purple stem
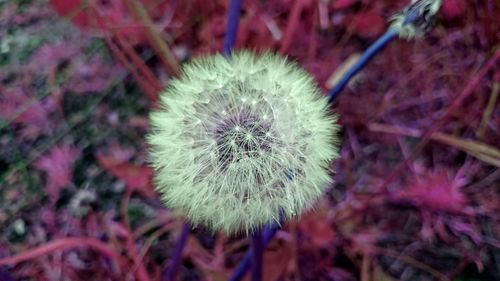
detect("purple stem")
[229,224,280,281]
[0,269,15,281]
[223,0,243,55]
[251,231,263,281]
[327,29,398,104]
[327,2,427,103]
[163,222,191,281]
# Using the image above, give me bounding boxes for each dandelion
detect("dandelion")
[390,0,443,39]
[148,51,339,234]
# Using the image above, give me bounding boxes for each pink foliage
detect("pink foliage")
[2,0,498,280]
[50,0,174,44]
[332,0,358,10]
[29,43,120,94]
[29,43,76,73]
[442,0,466,20]
[67,56,123,93]
[448,219,482,245]
[0,88,51,140]
[96,150,155,198]
[393,170,469,214]
[34,145,81,203]
[348,11,386,39]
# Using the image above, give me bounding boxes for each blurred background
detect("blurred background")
[0,0,499,280]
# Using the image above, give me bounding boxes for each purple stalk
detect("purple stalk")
[327,0,432,103]
[163,222,191,281]
[229,224,280,281]
[251,231,263,281]
[223,0,243,55]
[327,29,398,104]
[0,269,16,281]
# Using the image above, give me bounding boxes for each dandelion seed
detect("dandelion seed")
[148,51,340,234]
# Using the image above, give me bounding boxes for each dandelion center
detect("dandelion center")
[212,106,272,165]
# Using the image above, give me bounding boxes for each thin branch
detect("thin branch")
[228,225,280,281]
[327,29,398,104]
[251,231,263,281]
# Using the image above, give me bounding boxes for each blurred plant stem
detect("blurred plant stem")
[328,0,443,103]
[368,123,500,168]
[327,29,398,103]
[251,231,263,281]
[223,0,243,55]
[163,222,191,281]
[125,0,180,77]
[229,225,280,281]
[476,81,499,139]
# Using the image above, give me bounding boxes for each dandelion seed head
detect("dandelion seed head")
[148,51,340,234]
[390,0,443,39]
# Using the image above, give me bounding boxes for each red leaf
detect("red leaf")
[96,152,155,198]
[261,241,293,281]
[34,145,81,203]
[241,237,293,281]
[297,202,335,247]
[332,0,358,9]
[49,0,91,28]
[349,11,386,39]
[442,0,466,20]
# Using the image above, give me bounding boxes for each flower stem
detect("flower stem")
[327,29,398,104]
[251,231,263,281]
[223,0,243,56]
[229,225,279,281]
[163,222,191,281]
[0,269,15,281]
[124,0,181,76]
[327,0,444,103]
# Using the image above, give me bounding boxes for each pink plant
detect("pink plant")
[393,169,469,214]
[34,145,81,204]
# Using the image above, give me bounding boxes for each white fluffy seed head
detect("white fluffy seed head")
[148,51,340,235]
[390,0,443,39]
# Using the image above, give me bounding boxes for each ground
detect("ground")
[0,0,499,280]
